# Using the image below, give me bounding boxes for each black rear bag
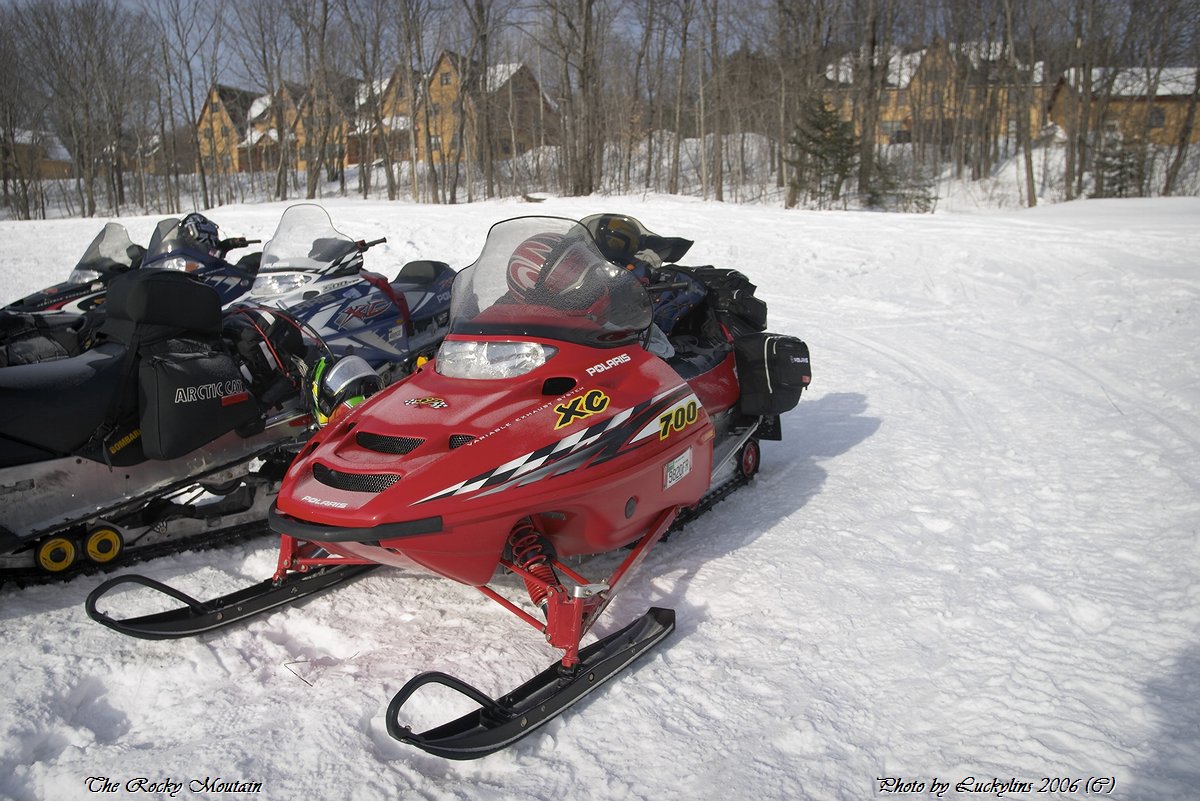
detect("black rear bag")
[734,332,811,416]
[138,340,260,460]
[688,267,768,337]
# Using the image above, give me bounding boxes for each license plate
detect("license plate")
[664,448,692,490]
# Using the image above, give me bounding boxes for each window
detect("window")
[440,72,451,86]
[1149,106,1166,129]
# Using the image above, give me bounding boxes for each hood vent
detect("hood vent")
[313,463,399,493]
[356,432,423,455]
[448,434,475,449]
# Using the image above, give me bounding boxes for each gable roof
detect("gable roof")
[211,84,261,128]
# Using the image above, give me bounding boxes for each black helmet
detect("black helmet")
[181,212,221,255]
[592,215,641,263]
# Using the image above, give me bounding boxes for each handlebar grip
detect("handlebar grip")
[646,281,691,293]
[359,237,388,250]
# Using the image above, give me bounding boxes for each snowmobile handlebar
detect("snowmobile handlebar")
[218,237,262,253]
[356,237,387,251]
[646,280,691,293]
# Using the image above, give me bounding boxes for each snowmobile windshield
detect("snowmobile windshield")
[579,213,693,265]
[68,222,141,284]
[448,216,652,349]
[255,203,357,284]
[141,218,209,272]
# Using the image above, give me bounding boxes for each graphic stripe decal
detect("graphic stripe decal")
[415,385,696,504]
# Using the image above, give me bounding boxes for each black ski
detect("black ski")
[385,607,675,759]
[85,563,378,640]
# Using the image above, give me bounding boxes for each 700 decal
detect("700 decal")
[658,400,699,440]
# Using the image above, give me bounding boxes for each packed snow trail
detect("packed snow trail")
[0,195,1197,800]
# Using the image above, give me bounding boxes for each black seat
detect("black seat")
[395,260,452,284]
[0,271,224,463]
[0,341,128,457]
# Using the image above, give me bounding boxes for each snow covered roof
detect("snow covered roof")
[487,63,522,93]
[241,128,279,147]
[248,95,272,122]
[1069,67,1200,98]
[356,79,389,109]
[14,129,70,162]
[825,47,926,88]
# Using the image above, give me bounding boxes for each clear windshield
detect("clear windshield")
[68,222,140,283]
[140,218,208,271]
[449,216,652,347]
[258,204,358,274]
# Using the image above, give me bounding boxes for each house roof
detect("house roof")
[1077,67,1200,98]
[211,84,261,128]
[15,129,70,162]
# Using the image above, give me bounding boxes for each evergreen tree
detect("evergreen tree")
[786,97,858,207]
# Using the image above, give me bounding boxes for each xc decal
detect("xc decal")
[554,389,609,429]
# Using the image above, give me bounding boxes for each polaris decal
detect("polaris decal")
[554,389,610,429]
[585,352,632,376]
[406,396,448,409]
[301,495,349,508]
[174,379,247,404]
[417,385,696,504]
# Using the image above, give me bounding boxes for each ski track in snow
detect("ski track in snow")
[1,196,1198,801]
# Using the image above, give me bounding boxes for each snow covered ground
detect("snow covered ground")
[1,194,1198,801]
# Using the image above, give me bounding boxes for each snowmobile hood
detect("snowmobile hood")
[275,334,700,531]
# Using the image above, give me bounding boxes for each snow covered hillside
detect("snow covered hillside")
[1,195,1198,801]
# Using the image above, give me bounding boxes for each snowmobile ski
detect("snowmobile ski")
[385,606,675,759]
[84,563,377,640]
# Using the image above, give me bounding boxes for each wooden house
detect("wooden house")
[350,65,421,165]
[196,83,261,174]
[413,49,558,165]
[2,129,72,181]
[1048,68,1200,146]
[825,39,1050,146]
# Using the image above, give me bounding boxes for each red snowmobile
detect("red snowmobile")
[86,215,810,759]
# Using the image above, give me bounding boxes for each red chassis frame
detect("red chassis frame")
[271,506,678,669]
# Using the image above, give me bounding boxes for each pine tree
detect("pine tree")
[786,97,859,207]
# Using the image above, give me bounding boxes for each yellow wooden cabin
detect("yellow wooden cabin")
[1048,68,1200,147]
[413,49,558,165]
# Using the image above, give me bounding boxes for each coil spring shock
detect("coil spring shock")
[507,519,559,610]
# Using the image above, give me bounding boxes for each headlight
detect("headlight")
[250,272,312,298]
[435,341,556,379]
[152,256,198,272]
[66,268,101,285]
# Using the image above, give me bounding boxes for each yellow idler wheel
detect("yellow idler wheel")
[84,526,125,565]
[36,537,79,574]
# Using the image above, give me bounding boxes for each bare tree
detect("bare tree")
[233,2,300,201]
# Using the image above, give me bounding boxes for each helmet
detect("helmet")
[181,213,221,256]
[593,215,641,264]
[307,355,383,426]
[506,232,599,302]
